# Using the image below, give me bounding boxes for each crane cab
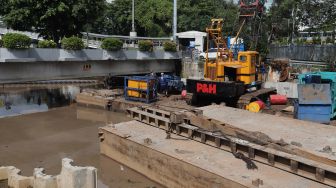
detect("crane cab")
[204,51,259,85]
[236,51,258,85]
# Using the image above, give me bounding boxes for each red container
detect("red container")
[270,94,287,105]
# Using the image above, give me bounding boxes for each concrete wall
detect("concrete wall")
[0,158,97,188]
[264,81,298,98]
[0,59,177,83]
[0,48,181,62]
[182,61,204,79]
[267,44,336,62]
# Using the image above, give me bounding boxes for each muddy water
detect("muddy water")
[0,85,163,188]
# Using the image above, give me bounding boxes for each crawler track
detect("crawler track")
[237,88,276,108]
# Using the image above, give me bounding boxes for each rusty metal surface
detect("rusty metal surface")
[127,106,336,187]
[100,121,332,188]
[298,84,332,105]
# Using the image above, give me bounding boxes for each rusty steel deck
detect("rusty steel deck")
[127,106,336,187]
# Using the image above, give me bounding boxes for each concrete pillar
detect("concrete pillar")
[34,168,58,188]
[58,158,97,188]
[0,158,97,188]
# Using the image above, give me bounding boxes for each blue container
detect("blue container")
[297,105,331,124]
[296,83,332,123]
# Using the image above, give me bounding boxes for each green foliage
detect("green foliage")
[138,40,153,52]
[312,37,321,45]
[178,0,238,36]
[101,38,123,51]
[61,36,84,50]
[294,38,306,45]
[136,0,173,37]
[299,0,336,31]
[326,37,334,44]
[2,0,105,43]
[163,41,177,52]
[2,33,31,49]
[267,0,300,40]
[0,0,9,16]
[268,0,336,41]
[91,0,238,37]
[38,40,57,48]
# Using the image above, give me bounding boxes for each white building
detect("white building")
[176,31,207,52]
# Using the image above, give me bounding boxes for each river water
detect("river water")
[0,84,162,188]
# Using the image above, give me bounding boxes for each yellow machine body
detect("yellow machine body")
[127,80,148,97]
[204,51,260,85]
[203,19,262,85]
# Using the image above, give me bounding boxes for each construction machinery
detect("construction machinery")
[124,76,158,103]
[158,74,185,96]
[187,0,275,108]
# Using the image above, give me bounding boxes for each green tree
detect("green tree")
[178,0,238,35]
[94,0,173,37]
[97,0,133,36]
[2,0,105,43]
[299,0,336,31]
[136,0,173,37]
[0,0,9,16]
[266,0,300,42]
[91,0,238,37]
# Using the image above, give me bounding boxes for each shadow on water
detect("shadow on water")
[0,84,98,118]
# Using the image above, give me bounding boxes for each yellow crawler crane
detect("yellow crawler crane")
[204,19,259,84]
[187,18,275,108]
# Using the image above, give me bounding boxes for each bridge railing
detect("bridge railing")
[0,27,173,50]
[81,32,172,49]
[0,27,42,41]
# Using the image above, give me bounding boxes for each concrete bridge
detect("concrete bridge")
[0,48,181,83]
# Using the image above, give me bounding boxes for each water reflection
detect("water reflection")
[0,85,83,118]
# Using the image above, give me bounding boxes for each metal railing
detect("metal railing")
[0,27,173,49]
[81,32,172,49]
[0,27,42,41]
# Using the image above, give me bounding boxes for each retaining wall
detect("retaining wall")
[267,44,336,62]
[0,158,97,188]
[182,61,204,79]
